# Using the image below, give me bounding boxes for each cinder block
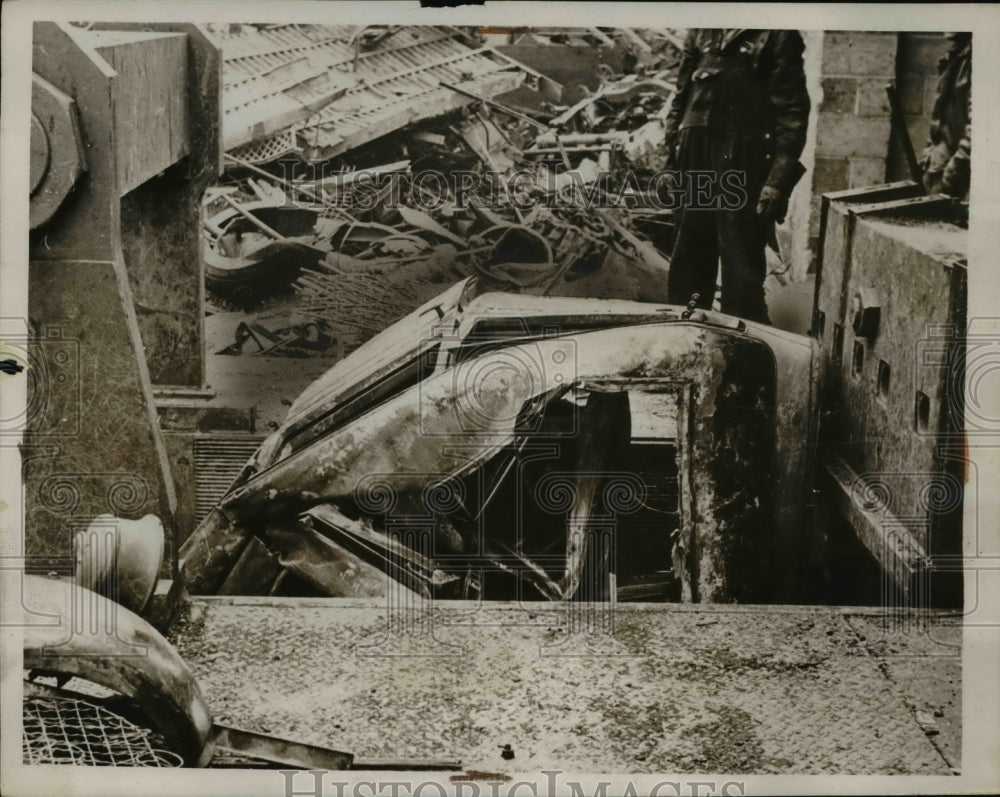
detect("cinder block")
[897,72,926,115]
[816,113,891,158]
[848,157,887,188]
[813,156,850,194]
[822,31,898,76]
[856,79,892,117]
[820,77,858,114]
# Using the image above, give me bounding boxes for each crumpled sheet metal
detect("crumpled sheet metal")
[206,24,533,163]
[180,318,803,603]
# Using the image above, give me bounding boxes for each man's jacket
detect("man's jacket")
[664,29,811,195]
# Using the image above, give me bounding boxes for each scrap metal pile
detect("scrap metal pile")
[202,24,684,360]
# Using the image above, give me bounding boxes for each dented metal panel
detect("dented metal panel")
[180,287,818,604]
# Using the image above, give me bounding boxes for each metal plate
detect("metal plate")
[173,599,959,774]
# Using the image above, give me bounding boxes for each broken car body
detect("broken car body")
[180,278,821,604]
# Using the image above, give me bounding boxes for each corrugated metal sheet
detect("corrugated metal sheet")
[206,24,534,164]
[193,435,265,525]
[220,55,354,151]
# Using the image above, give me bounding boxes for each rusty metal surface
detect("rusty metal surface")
[205,24,533,163]
[26,21,224,571]
[24,261,177,572]
[209,722,354,770]
[172,598,959,774]
[33,22,220,389]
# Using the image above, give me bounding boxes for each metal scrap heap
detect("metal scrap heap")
[201,24,684,360]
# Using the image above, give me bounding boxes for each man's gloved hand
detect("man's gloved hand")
[654,163,683,209]
[756,185,789,224]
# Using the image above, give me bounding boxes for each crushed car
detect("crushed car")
[179,277,821,605]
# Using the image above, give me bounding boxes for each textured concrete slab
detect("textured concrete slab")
[171,599,960,775]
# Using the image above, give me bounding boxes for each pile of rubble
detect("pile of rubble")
[201,24,684,360]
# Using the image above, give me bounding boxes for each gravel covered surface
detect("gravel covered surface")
[171,600,957,774]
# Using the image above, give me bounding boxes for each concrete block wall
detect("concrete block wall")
[789,31,956,276]
[887,33,952,182]
[807,32,898,261]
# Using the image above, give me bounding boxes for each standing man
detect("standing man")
[663,29,811,324]
[921,32,971,200]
